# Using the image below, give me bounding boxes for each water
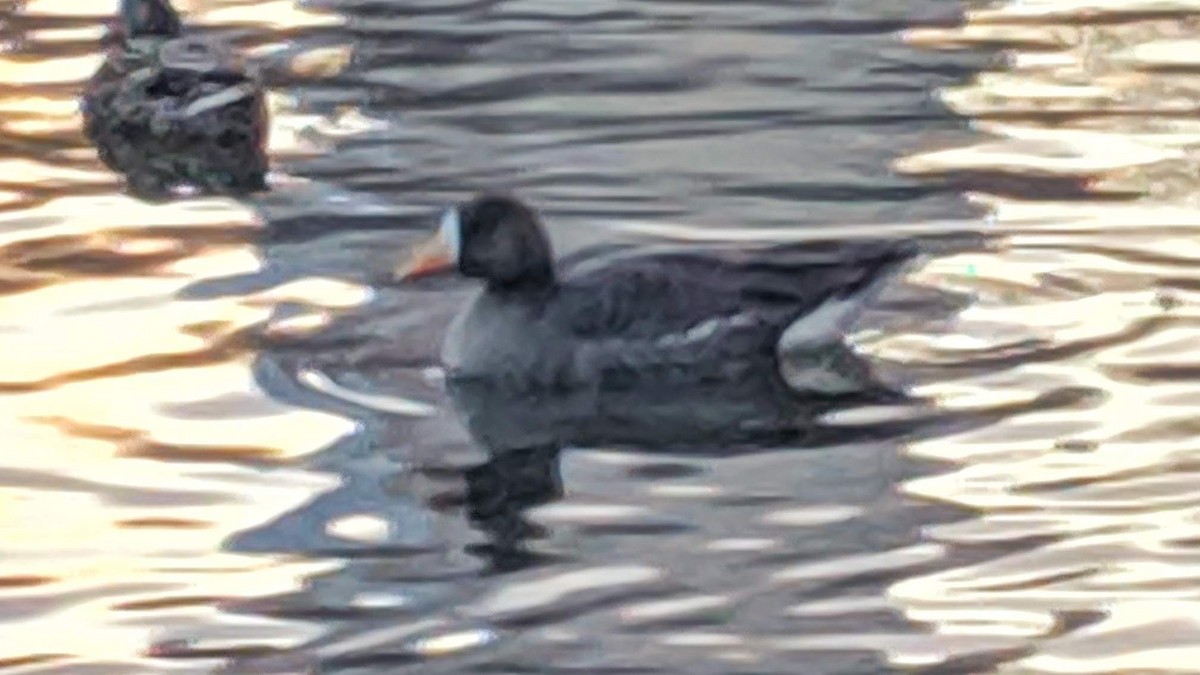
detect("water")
[1,0,1197,672]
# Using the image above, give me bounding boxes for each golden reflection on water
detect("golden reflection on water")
[0,1,358,671]
[883,2,1200,672]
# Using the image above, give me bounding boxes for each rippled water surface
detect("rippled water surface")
[5,0,1200,672]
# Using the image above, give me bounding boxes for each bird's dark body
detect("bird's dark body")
[394,196,919,454]
[435,218,917,452]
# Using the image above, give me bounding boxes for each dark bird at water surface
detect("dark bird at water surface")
[394,194,920,452]
[81,0,270,201]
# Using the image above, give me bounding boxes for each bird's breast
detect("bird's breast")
[441,297,564,384]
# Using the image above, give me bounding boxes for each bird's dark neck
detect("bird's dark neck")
[486,272,558,297]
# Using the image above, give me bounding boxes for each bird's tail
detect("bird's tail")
[774,238,918,353]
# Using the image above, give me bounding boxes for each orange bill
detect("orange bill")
[393,236,455,281]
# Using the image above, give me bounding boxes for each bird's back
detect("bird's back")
[553,238,915,365]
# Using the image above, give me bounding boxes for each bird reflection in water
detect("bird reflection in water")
[447,344,910,573]
[462,444,563,573]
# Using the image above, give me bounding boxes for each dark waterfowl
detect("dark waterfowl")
[395,195,918,411]
[81,0,269,200]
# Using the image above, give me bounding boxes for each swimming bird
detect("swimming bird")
[394,194,917,404]
[81,0,269,200]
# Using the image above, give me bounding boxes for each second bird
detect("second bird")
[81,0,270,201]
